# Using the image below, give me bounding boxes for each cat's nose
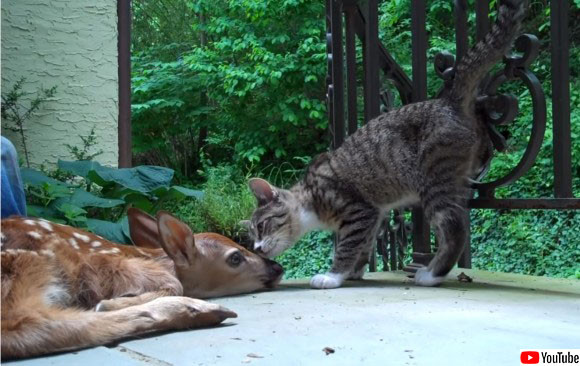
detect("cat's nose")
[254,241,264,253]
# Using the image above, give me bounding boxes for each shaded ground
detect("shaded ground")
[6,269,579,366]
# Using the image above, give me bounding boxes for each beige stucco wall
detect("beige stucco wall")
[1,0,119,167]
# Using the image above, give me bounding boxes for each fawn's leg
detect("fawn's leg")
[2,297,237,360]
[95,289,180,312]
[310,206,380,289]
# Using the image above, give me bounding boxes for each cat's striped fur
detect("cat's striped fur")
[247,0,525,288]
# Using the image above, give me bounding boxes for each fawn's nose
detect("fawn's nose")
[266,258,284,277]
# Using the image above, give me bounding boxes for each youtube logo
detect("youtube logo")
[521,351,540,364]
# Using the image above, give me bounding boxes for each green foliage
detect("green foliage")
[64,126,104,161]
[471,210,579,279]
[1,77,57,167]
[130,0,580,279]
[163,165,255,243]
[23,161,202,243]
[276,231,334,279]
[131,0,328,181]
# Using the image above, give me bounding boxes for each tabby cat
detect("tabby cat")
[246,0,525,288]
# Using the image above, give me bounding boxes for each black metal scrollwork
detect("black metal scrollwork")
[435,34,547,198]
[377,210,412,271]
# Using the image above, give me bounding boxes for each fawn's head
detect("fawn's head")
[128,208,284,298]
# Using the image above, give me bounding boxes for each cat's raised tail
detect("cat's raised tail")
[447,0,525,115]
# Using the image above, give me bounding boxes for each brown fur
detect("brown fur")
[1,210,283,359]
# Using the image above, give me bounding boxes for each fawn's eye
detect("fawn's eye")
[227,251,244,267]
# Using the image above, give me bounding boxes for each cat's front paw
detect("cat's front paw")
[414,267,445,287]
[310,273,345,289]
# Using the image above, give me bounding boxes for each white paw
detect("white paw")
[310,273,345,289]
[414,267,445,287]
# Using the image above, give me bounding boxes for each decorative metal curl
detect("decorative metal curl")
[434,51,456,89]
[471,34,547,197]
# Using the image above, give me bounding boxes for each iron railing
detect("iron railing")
[325,0,579,271]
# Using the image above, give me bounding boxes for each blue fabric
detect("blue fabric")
[1,136,27,218]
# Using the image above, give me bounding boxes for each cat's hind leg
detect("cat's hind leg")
[310,206,380,289]
[415,192,469,286]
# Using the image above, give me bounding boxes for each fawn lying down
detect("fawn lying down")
[1,208,284,359]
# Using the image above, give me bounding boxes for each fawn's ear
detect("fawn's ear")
[128,208,162,249]
[248,178,278,206]
[156,211,196,267]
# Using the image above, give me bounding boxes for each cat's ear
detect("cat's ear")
[249,178,278,206]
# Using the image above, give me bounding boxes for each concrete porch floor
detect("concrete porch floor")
[6,269,579,366]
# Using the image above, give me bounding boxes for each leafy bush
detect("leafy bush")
[276,231,334,279]
[471,210,579,279]
[163,165,256,244]
[131,0,329,181]
[23,160,201,243]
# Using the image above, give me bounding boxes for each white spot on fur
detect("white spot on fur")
[1,232,6,241]
[99,248,121,255]
[5,249,33,255]
[310,272,346,289]
[28,231,42,239]
[38,220,53,232]
[24,219,37,226]
[40,249,55,257]
[73,232,90,242]
[414,267,445,286]
[91,241,102,248]
[68,238,80,250]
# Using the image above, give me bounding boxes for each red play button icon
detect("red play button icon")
[521,351,540,364]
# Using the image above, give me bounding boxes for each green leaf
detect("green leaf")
[153,186,203,204]
[168,186,204,199]
[124,193,155,213]
[57,202,87,217]
[21,168,68,187]
[26,204,62,221]
[69,189,125,208]
[58,160,103,178]
[89,166,175,193]
[40,183,72,199]
[87,217,131,244]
